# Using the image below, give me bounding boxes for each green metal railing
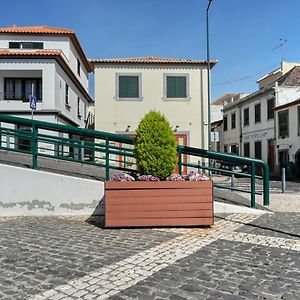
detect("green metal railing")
[0,114,269,208]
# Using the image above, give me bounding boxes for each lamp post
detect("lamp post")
[206,0,213,151]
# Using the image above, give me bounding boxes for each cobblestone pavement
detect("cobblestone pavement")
[0,213,299,300]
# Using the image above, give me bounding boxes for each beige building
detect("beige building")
[90,57,217,151]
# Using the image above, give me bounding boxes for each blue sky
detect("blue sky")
[1,0,300,100]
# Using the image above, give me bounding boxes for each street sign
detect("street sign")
[29,95,37,110]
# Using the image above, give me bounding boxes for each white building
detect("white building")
[0,25,93,127]
[221,62,300,176]
[90,56,216,149]
[274,98,300,177]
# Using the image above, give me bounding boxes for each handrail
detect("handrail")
[177,145,269,207]
[0,114,269,208]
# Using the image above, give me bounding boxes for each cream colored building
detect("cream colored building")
[90,57,217,150]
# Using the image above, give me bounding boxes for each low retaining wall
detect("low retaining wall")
[0,163,104,216]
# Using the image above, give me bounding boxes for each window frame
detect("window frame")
[77,59,81,77]
[278,109,289,138]
[77,97,81,118]
[231,112,236,129]
[244,142,250,157]
[9,41,44,49]
[243,107,249,126]
[267,98,275,120]
[115,73,142,101]
[255,103,261,123]
[65,84,70,108]
[163,73,190,101]
[223,115,228,131]
[4,77,42,101]
[254,140,262,159]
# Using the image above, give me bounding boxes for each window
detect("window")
[255,141,262,159]
[298,106,300,136]
[244,142,250,157]
[9,42,43,49]
[267,98,275,120]
[244,107,249,126]
[278,110,289,138]
[65,84,69,106]
[117,74,140,99]
[231,144,238,155]
[77,59,81,76]
[224,145,228,153]
[223,115,228,131]
[165,75,188,99]
[77,98,81,117]
[255,103,261,123]
[4,78,42,101]
[84,104,87,120]
[231,112,236,129]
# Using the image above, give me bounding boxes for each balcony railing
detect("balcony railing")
[0,92,42,102]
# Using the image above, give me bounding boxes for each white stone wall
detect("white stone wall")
[0,163,104,216]
[275,104,300,164]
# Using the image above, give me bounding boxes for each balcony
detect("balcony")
[0,92,42,102]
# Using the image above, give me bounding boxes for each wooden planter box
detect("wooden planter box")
[105,181,213,227]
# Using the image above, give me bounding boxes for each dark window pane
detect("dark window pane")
[223,115,228,131]
[278,110,289,138]
[9,42,20,49]
[167,76,187,98]
[244,142,250,157]
[244,108,249,126]
[119,76,139,98]
[65,84,69,105]
[255,104,261,123]
[255,141,262,159]
[32,42,44,49]
[267,98,275,119]
[77,59,81,76]
[231,112,236,129]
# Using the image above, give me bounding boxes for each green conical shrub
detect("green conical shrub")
[134,111,177,180]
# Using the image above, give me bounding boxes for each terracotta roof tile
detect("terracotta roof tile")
[278,66,300,86]
[0,25,74,34]
[0,49,61,56]
[0,25,92,72]
[90,56,217,65]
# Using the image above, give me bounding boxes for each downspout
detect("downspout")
[274,81,279,174]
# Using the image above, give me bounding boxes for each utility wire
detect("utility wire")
[213,62,280,86]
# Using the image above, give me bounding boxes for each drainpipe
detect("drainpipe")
[274,82,279,174]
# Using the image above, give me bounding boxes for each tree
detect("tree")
[134,111,177,180]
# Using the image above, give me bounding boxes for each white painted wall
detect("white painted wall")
[94,63,209,150]
[0,163,104,216]
[0,58,56,110]
[275,104,300,164]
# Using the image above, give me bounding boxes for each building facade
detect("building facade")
[0,26,93,128]
[91,57,216,152]
[274,98,300,177]
[221,62,300,176]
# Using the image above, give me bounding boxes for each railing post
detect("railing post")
[178,147,182,175]
[105,137,109,180]
[31,124,38,169]
[251,162,256,208]
[263,163,270,206]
